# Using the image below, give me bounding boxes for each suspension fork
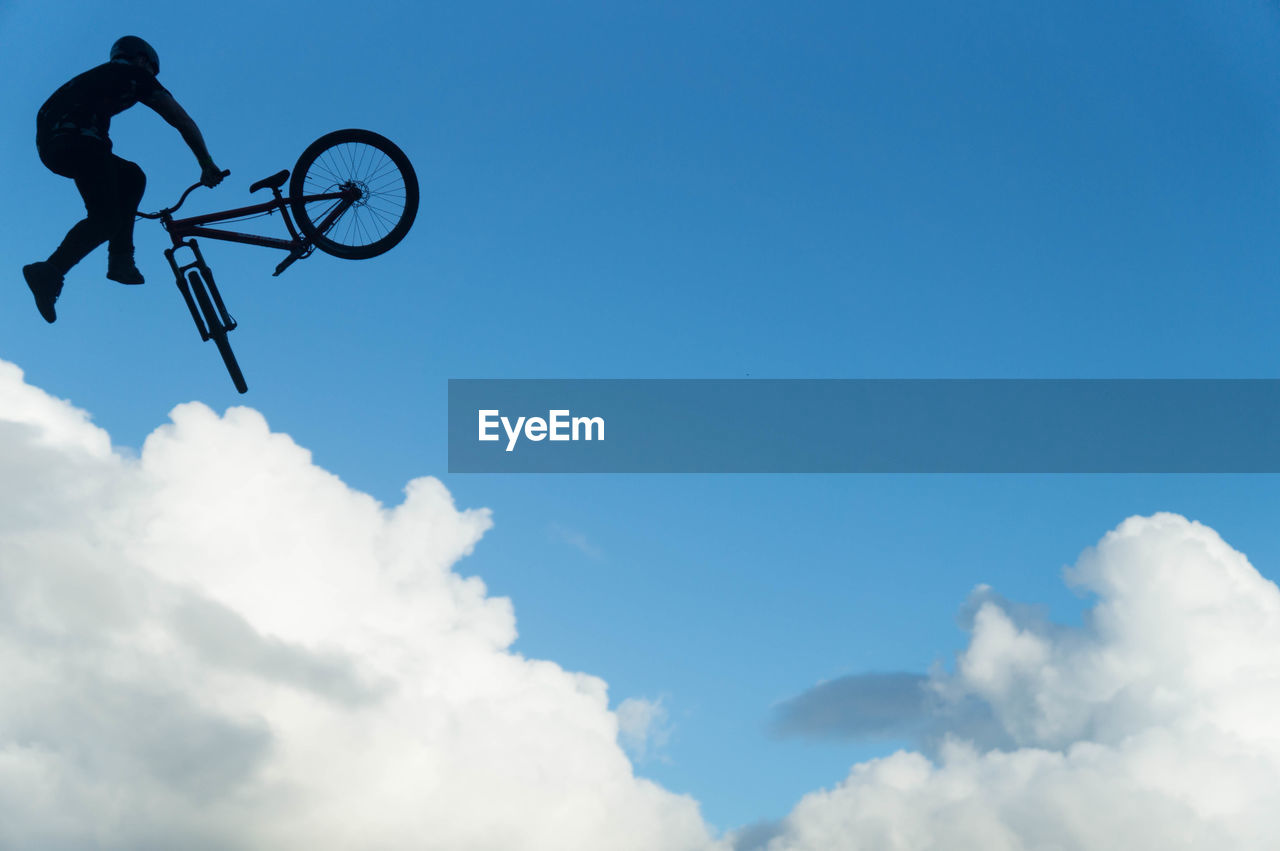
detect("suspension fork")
[164,238,236,340]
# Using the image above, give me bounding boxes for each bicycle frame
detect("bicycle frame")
[162,180,360,277]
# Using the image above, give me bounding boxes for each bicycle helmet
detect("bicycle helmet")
[110,36,159,75]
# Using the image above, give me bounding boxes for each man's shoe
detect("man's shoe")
[107,253,145,285]
[23,262,62,324]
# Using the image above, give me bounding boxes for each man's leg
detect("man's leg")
[106,155,146,285]
[25,135,113,322]
[44,139,120,276]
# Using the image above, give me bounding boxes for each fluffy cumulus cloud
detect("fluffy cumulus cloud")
[753,513,1280,851]
[9,358,1280,851]
[0,361,718,851]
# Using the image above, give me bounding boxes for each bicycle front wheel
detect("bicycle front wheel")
[289,129,419,260]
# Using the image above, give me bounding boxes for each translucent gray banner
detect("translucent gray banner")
[447,380,1280,473]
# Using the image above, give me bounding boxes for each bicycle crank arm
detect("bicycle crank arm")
[273,243,312,276]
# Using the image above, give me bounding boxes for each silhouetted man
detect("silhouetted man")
[24,36,224,323]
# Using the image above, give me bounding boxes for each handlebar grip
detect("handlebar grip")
[219,169,231,178]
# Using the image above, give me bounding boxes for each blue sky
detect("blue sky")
[3,0,1280,838]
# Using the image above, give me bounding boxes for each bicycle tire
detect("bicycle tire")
[189,270,248,394]
[289,129,419,260]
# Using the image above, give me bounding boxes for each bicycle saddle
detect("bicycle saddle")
[249,169,290,193]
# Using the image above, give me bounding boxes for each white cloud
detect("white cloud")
[756,513,1280,851]
[616,696,672,763]
[0,361,719,851]
[10,357,1280,851]
[550,523,604,560]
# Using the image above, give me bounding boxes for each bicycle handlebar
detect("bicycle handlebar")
[137,169,232,219]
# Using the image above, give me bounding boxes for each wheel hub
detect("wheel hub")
[342,180,370,208]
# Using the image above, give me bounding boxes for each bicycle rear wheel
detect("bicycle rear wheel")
[189,270,248,394]
[289,129,419,260]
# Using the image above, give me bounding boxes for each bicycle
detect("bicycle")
[138,128,419,393]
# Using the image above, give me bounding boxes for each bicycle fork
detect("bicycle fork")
[165,238,236,341]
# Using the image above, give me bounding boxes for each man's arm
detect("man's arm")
[142,88,224,186]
